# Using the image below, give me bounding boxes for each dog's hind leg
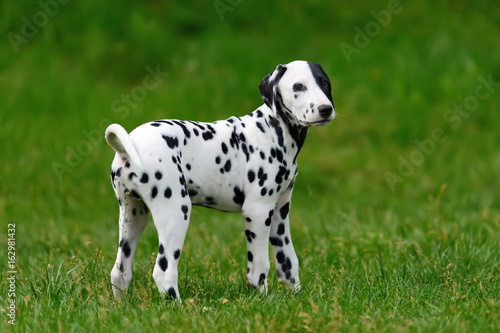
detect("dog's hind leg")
[109,167,148,299]
[148,183,191,302]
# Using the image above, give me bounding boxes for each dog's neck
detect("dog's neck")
[275,94,309,161]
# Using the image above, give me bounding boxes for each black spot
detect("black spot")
[275,166,287,184]
[186,164,191,171]
[247,170,255,183]
[285,237,290,245]
[158,257,168,271]
[179,176,185,186]
[164,187,172,198]
[151,186,158,199]
[256,122,266,133]
[268,116,285,147]
[248,251,253,262]
[285,257,292,271]
[260,151,266,160]
[230,131,240,149]
[261,188,267,196]
[188,189,198,197]
[245,217,252,222]
[151,122,161,127]
[140,173,149,183]
[269,237,283,247]
[276,149,283,163]
[221,142,228,154]
[276,251,285,264]
[280,202,290,220]
[116,167,122,177]
[130,190,141,199]
[159,244,164,254]
[121,240,131,258]
[224,160,231,172]
[277,223,285,235]
[168,287,177,300]
[258,273,266,285]
[265,209,274,226]
[155,171,163,180]
[162,135,179,149]
[181,205,189,220]
[132,208,137,216]
[173,249,181,260]
[202,131,214,140]
[233,186,245,205]
[245,230,256,243]
[207,124,216,134]
[215,156,221,164]
[125,161,131,168]
[119,262,124,272]
[242,144,250,162]
[258,168,268,187]
[172,120,191,138]
[128,172,137,180]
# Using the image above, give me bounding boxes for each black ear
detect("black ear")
[259,64,287,109]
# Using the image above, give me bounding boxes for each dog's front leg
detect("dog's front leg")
[270,189,301,291]
[242,201,276,293]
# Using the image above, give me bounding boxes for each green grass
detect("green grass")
[1,1,500,332]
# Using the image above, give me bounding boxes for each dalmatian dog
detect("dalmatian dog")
[105,60,335,301]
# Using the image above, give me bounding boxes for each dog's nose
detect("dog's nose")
[318,105,333,119]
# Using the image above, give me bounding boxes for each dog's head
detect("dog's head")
[259,60,335,126]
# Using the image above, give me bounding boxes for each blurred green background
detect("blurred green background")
[1,0,499,330]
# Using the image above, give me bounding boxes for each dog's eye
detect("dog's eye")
[293,83,305,92]
[321,80,328,88]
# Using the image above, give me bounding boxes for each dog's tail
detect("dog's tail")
[105,124,143,169]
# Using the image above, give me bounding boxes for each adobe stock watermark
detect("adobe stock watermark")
[51,65,168,182]
[213,0,243,22]
[6,223,17,326]
[339,0,411,64]
[7,0,72,54]
[385,74,499,191]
